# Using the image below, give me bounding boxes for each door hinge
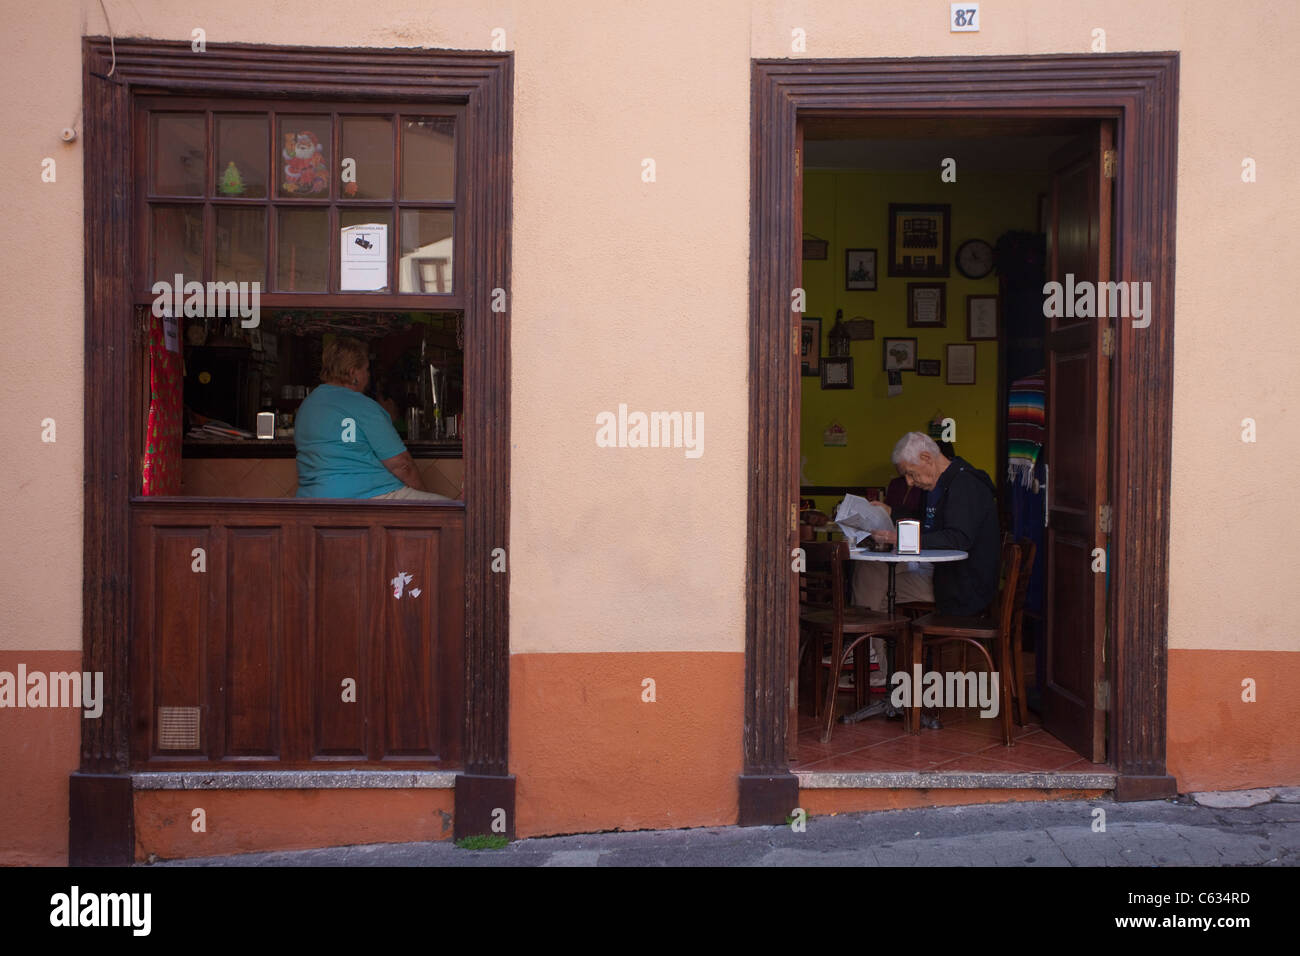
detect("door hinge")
[795,147,801,178]
[791,502,798,534]
[1099,503,1112,534]
[1101,326,1115,357]
[793,325,800,356]
[1103,149,1117,179]
[1096,679,1110,711]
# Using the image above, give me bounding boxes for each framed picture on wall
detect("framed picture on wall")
[801,317,821,376]
[821,356,853,389]
[888,203,951,277]
[907,283,947,328]
[917,358,941,377]
[844,248,877,291]
[883,337,918,372]
[946,343,977,385]
[967,295,999,340]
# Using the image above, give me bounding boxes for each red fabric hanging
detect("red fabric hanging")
[141,310,183,495]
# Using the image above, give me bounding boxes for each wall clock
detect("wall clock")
[956,239,995,279]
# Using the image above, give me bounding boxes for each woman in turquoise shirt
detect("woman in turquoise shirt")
[294,336,452,501]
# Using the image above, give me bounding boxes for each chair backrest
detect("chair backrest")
[1013,537,1037,619]
[994,538,1022,637]
[799,539,848,623]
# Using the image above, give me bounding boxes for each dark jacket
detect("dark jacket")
[919,457,1000,616]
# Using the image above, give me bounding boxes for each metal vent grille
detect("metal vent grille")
[157,707,201,750]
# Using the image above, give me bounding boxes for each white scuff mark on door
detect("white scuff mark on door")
[391,571,414,598]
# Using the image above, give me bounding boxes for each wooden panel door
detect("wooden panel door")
[310,527,371,759]
[1042,122,1114,762]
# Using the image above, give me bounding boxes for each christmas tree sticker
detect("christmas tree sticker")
[219,161,245,196]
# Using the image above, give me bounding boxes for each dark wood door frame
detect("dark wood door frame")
[75,38,513,863]
[741,53,1179,824]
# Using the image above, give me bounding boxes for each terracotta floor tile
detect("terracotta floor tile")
[861,737,966,770]
[927,753,1027,773]
[1016,729,1076,752]
[799,751,912,773]
[973,740,1079,771]
[922,730,1007,756]
[1056,758,1114,773]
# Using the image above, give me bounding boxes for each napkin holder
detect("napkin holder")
[256,411,276,440]
[897,520,921,554]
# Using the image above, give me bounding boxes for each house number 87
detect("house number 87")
[951,3,979,31]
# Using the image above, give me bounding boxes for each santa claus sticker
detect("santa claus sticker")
[281,129,328,196]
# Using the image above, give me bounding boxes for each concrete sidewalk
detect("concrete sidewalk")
[153,789,1300,867]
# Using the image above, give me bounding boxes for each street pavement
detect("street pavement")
[154,788,1300,867]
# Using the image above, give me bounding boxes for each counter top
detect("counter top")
[183,438,463,459]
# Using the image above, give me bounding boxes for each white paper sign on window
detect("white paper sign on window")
[162,313,179,353]
[340,223,388,291]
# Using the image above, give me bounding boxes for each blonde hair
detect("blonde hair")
[320,336,368,384]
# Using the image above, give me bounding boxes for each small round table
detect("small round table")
[841,546,967,725]
[847,546,967,616]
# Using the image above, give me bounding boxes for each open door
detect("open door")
[1042,122,1114,762]
[787,118,805,758]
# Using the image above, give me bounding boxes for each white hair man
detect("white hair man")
[869,431,1001,616]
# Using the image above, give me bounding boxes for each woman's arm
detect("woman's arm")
[381,450,427,491]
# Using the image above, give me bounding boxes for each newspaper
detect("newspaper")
[832,494,893,548]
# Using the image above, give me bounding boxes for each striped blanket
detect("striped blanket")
[1007,371,1045,488]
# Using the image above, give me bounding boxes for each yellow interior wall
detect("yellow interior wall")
[801,166,1046,510]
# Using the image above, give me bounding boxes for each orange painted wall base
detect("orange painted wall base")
[1167,648,1300,792]
[0,651,82,865]
[134,789,454,861]
[510,651,744,837]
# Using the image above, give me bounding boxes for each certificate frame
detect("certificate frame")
[966,294,999,340]
[946,343,977,385]
[907,282,947,328]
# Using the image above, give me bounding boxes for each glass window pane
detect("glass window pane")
[151,205,203,285]
[216,115,268,198]
[276,208,328,292]
[399,210,453,293]
[215,207,266,284]
[340,116,393,200]
[340,208,393,292]
[276,116,331,198]
[151,113,205,196]
[400,116,455,201]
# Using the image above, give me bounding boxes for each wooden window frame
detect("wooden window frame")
[742,53,1180,824]
[75,38,513,863]
[134,97,466,307]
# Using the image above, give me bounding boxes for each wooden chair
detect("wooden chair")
[1010,537,1037,726]
[798,540,912,742]
[907,539,1022,746]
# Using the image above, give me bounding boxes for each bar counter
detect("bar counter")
[183,438,463,459]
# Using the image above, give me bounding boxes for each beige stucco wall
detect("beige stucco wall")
[1,0,1297,657]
